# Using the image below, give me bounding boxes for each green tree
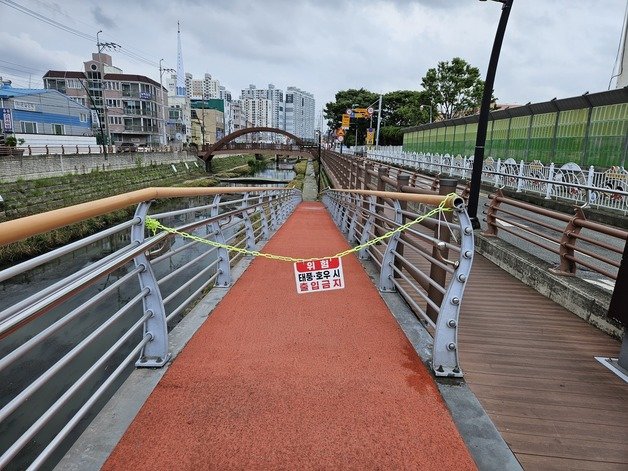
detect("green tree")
[420,57,489,120]
[380,90,425,127]
[324,89,434,146]
[323,88,379,146]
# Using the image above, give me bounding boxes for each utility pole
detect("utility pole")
[159,59,175,148]
[96,30,119,150]
[375,94,382,148]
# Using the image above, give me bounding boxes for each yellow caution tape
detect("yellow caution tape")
[145,195,454,263]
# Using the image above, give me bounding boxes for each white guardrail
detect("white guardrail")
[355,147,628,213]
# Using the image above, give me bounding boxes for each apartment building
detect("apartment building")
[284,86,315,140]
[43,53,166,146]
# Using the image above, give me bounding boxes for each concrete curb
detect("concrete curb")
[475,233,623,339]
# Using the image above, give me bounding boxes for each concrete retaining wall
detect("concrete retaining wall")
[0,151,200,182]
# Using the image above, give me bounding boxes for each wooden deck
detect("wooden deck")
[459,255,627,470]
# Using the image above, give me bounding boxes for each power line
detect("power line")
[2,0,160,71]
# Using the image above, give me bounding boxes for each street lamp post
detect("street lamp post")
[159,59,175,148]
[316,130,322,193]
[468,0,514,229]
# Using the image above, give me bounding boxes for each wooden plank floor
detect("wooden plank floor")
[458,255,627,470]
[382,220,627,470]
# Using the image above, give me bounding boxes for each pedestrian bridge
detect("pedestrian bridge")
[0,160,625,470]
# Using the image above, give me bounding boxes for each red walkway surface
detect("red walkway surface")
[103,202,476,470]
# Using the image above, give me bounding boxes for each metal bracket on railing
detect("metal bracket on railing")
[358,195,376,260]
[433,241,459,268]
[432,208,474,378]
[241,192,256,252]
[379,199,402,292]
[210,195,232,287]
[131,201,170,368]
[259,191,270,240]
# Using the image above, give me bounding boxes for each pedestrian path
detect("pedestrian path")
[102,202,476,470]
[301,158,319,201]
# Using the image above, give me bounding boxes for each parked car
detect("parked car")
[117,142,138,153]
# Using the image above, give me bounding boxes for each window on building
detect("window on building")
[72,97,86,107]
[109,116,123,125]
[21,122,38,134]
[52,124,65,135]
[106,99,121,108]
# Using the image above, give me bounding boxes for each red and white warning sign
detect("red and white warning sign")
[293,257,345,294]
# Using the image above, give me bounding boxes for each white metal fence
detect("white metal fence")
[358,147,628,213]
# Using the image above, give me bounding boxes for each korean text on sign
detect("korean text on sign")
[293,257,345,294]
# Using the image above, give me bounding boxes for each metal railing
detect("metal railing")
[322,189,473,378]
[483,189,628,280]
[322,149,626,282]
[0,186,301,470]
[363,148,628,213]
[7,145,181,156]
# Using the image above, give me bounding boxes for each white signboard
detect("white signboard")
[13,100,38,112]
[294,257,345,294]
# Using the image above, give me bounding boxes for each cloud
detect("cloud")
[1,0,625,114]
[91,5,116,29]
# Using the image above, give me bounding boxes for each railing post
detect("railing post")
[432,203,474,378]
[545,162,555,199]
[516,160,525,192]
[394,175,410,278]
[210,195,232,287]
[427,178,456,319]
[241,192,256,251]
[587,165,595,204]
[376,166,388,238]
[363,162,373,190]
[340,193,351,233]
[259,191,270,240]
[379,199,402,292]
[348,194,361,244]
[552,206,586,275]
[268,194,279,231]
[482,189,503,237]
[358,195,376,260]
[131,201,169,368]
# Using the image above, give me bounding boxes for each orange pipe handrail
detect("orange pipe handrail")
[0,187,285,247]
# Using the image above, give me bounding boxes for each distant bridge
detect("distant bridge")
[198,127,317,170]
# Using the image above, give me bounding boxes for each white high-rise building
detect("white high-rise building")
[284,86,315,140]
[241,84,284,131]
[242,98,272,128]
[186,73,221,99]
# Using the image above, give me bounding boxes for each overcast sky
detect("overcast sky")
[1,0,626,121]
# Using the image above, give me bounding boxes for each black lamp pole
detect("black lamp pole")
[317,131,322,193]
[468,0,514,229]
